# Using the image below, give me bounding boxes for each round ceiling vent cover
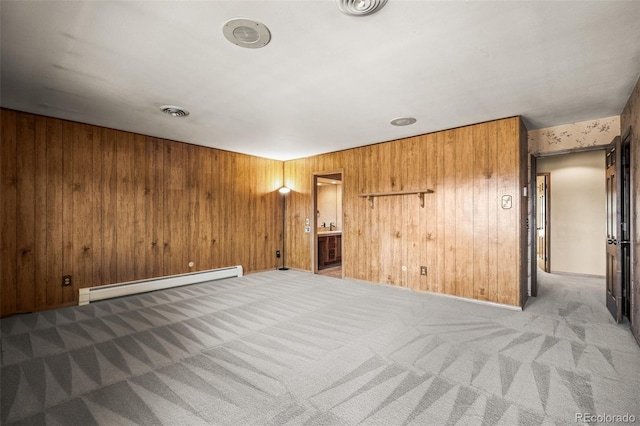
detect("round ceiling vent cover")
[160,105,189,117]
[336,0,388,16]
[223,18,271,48]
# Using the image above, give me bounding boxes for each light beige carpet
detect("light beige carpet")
[2,269,639,425]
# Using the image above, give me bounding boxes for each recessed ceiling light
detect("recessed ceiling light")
[390,117,417,126]
[223,18,271,49]
[160,105,189,117]
[336,0,388,16]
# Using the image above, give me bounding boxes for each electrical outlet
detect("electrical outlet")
[420,266,427,276]
[62,275,72,287]
[276,250,281,258]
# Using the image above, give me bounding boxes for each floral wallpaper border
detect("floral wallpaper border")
[528,115,620,154]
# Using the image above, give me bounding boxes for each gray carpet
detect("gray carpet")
[1,270,639,425]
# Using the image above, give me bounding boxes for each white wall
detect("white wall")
[317,183,342,230]
[537,150,606,276]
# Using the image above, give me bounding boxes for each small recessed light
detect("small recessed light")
[390,117,416,126]
[160,105,189,117]
[223,18,271,48]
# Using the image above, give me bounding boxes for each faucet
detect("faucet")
[321,222,326,228]
[329,222,335,231]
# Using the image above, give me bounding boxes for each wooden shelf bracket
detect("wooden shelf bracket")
[359,189,434,209]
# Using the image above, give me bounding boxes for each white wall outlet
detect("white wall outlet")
[304,226,311,233]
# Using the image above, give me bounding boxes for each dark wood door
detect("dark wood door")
[606,138,623,323]
[536,174,550,272]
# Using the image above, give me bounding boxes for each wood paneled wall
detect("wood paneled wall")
[284,117,528,307]
[1,109,284,316]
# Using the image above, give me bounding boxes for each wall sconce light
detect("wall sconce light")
[279,186,290,270]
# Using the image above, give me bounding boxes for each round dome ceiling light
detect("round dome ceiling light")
[336,0,388,16]
[160,105,189,117]
[390,117,417,126]
[223,18,271,49]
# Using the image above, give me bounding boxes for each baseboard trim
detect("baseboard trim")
[550,270,605,279]
[417,289,523,311]
[344,276,522,311]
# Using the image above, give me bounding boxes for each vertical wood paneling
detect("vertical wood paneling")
[132,133,147,280]
[434,131,446,295]
[34,117,48,309]
[442,129,457,296]
[473,123,490,300]
[195,145,212,272]
[16,113,36,312]
[456,126,474,299]
[91,126,103,287]
[391,141,405,286]
[185,143,198,272]
[486,123,499,301]
[1,110,18,314]
[210,150,222,268]
[116,132,135,283]
[424,133,438,292]
[61,121,75,304]
[46,118,64,307]
[145,138,164,277]
[163,141,187,276]
[343,149,359,279]
[2,108,524,315]
[285,117,525,307]
[71,124,95,293]
[101,128,118,287]
[404,137,421,288]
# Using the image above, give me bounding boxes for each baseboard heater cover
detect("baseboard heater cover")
[78,265,243,306]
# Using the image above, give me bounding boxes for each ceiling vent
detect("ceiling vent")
[336,0,388,16]
[223,18,271,49]
[160,105,189,117]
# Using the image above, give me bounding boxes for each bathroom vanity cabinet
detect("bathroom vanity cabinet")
[318,233,342,269]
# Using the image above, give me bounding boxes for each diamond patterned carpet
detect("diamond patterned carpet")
[1,270,639,425]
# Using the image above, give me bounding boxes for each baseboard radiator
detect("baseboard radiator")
[78,265,243,306]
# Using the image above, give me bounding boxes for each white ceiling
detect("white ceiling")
[2,1,639,161]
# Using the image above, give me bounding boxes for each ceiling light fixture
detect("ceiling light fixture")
[336,0,387,16]
[159,105,189,117]
[223,18,271,48]
[390,117,417,126]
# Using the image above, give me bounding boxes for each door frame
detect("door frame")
[606,137,623,322]
[312,169,344,275]
[530,145,608,299]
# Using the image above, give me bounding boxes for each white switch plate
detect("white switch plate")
[305,218,310,225]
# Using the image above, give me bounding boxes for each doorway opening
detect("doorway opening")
[530,140,631,324]
[536,173,551,273]
[313,171,343,278]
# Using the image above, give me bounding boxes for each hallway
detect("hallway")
[522,270,640,420]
